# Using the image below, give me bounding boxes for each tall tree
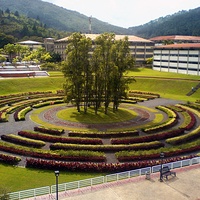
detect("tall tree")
[62,33,92,112]
[94,33,115,114]
[111,37,135,111]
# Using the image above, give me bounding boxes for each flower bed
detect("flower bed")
[0,141,106,162]
[68,130,139,138]
[111,128,185,144]
[18,131,103,145]
[34,126,64,135]
[1,134,45,148]
[50,141,164,152]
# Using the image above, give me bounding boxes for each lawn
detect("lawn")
[0,164,105,192]
[57,106,137,123]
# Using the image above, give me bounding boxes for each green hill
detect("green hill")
[128,7,200,38]
[0,0,129,35]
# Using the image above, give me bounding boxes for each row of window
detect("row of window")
[154,54,199,57]
[153,65,199,72]
[154,60,200,65]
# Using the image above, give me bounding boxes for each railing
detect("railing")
[8,157,200,200]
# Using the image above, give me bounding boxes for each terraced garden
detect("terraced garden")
[0,89,200,173]
[0,68,199,191]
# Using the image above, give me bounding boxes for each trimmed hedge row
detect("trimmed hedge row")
[111,128,185,144]
[18,131,103,145]
[0,153,21,165]
[14,106,32,121]
[26,155,195,173]
[116,140,200,162]
[34,126,64,135]
[1,134,45,148]
[68,130,139,138]
[0,141,106,162]
[0,110,8,122]
[166,127,200,145]
[179,110,196,130]
[50,141,164,152]
[142,117,178,133]
[32,99,64,108]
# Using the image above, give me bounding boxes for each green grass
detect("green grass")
[0,164,105,192]
[57,106,137,123]
[0,77,64,95]
[127,68,200,80]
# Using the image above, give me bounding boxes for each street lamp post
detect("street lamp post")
[55,170,59,200]
[160,152,164,182]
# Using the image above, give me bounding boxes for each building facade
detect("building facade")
[54,34,154,65]
[153,43,200,76]
[150,35,200,46]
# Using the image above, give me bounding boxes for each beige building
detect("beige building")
[54,34,154,64]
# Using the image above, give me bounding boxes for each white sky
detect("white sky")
[43,0,200,28]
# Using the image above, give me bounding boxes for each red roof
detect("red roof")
[150,35,200,41]
[155,43,200,49]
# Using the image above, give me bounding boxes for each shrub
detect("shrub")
[34,126,64,135]
[18,130,103,145]
[1,134,45,148]
[68,130,139,138]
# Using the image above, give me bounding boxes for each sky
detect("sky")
[43,0,200,28]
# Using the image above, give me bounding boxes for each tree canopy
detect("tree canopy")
[62,33,135,114]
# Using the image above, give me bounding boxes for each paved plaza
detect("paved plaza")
[60,164,200,200]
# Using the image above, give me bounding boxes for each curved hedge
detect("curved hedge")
[50,141,164,152]
[18,131,103,145]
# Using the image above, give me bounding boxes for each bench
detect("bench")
[160,166,176,180]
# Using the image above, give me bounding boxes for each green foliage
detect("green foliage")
[62,33,135,114]
[129,7,200,38]
[0,0,128,35]
[0,186,9,200]
[0,9,69,46]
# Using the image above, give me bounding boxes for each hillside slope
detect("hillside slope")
[128,7,200,38]
[0,0,129,34]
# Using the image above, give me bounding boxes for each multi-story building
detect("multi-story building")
[153,43,200,76]
[54,34,154,65]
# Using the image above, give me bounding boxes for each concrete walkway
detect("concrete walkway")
[58,164,200,200]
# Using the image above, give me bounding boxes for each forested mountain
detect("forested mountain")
[0,0,200,43]
[0,10,69,48]
[128,7,200,38]
[0,0,129,35]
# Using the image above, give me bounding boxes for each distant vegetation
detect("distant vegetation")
[0,0,129,35]
[128,7,200,38]
[0,9,69,48]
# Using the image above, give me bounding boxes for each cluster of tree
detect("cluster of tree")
[0,9,69,48]
[0,43,56,64]
[62,33,135,114]
[129,7,200,38]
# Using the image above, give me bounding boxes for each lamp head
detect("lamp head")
[55,170,59,176]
